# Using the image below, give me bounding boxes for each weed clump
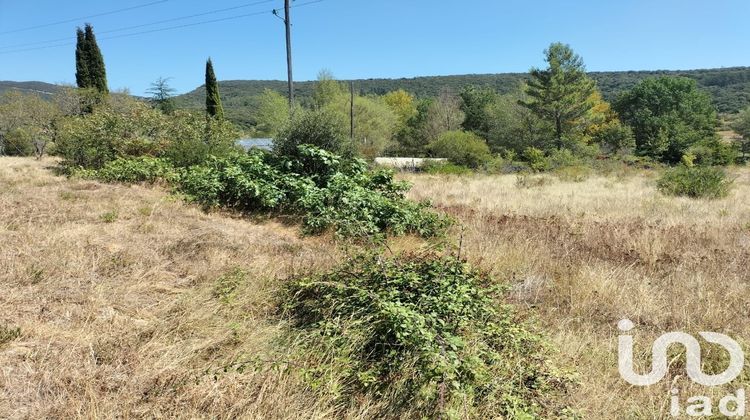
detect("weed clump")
[0,325,21,346]
[657,166,733,199]
[280,251,576,418]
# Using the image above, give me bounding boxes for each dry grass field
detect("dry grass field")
[2,157,750,418]
[0,157,350,419]
[405,168,750,418]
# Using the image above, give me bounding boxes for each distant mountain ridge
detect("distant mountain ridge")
[172,67,750,129]
[0,81,62,97]
[4,67,749,130]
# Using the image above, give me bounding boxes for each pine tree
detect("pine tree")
[83,24,108,94]
[205,58,224,119]
[74,28,89,89]
[521,43,595,149]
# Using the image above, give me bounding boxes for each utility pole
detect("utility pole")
[284,0,294,111]
[350,81,355,140]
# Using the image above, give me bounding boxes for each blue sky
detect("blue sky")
[0,0,748,95]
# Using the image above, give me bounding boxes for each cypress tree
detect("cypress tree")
[83,24,108,94]
[205,58,224,119]
[74,28,89,89]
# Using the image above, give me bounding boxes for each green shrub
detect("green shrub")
[2,129,34,156]
[657,166,733,199]
[100,210,118,223]
[273,108,353,158]
[522,146,550,172]
[594,123,635,155]
[177,146,450,238]
[56,102,239,170]
[686,137,737,166]
[427,130,493,168]
[548,148,581,169]
[0,325,21,346]
[162,112,240,168]
[83,156,176,183]
[56,102,168,169]
[281,251,575,418]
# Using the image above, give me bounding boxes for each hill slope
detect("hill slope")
[0,81,62,97]
[174,67,750,128]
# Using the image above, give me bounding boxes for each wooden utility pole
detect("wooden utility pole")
[350,81,355,139]
[284,0,294,111]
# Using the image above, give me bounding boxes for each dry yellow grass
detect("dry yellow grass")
[404,169,750,418]
[0,157,350,419]
[3,157,750,419]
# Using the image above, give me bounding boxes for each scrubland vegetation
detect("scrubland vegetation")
[1,30,750,418]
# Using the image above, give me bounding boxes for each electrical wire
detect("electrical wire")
[0,0,170,35]
[0,0,276,50]
[0,0,325,55]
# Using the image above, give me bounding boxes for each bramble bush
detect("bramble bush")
[657,165,733,199]
[280,251,576,419]
[427,130,493,169]
[177,146,450,238]
[78,156,177,184]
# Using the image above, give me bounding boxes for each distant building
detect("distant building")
[237,138,273,151]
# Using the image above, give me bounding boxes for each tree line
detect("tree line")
[0,25,748,170]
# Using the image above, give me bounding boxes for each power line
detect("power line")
[0,0,276,50]
[0,0,170,35]
[0,0,325,55]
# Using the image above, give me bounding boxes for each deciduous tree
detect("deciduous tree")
[615,77,718,163]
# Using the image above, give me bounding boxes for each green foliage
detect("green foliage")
[486,92,552,154]
[460,85,498,138]
[0,91,60,158]
[0,325,21,346]
[350,95,398,159]
[594,123,636,154]
[76,24,108,94]
[177,146,450,238]
[615,77,718,163]
[163,113,240,168]
[56,100,238,170]
[382,89,418,129]
[391,98,433,157]
[213,267,247,304]
[171,67,750,130]
[205,58,224,120]
[686,137,737,166]
[427,130,493,168]
[313,69,347,109]
[273,108,352,158]
[522,147,550,172]
[254,89,290,137]
[657,166,733,199]
[100,210,118,223]
[2,129,33,156]
[56,101,168,169]
[281,251,575,418]
[522,43,596,148]
[75,28,89,90]
[732,107,750,162]
[147,77,177,114]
